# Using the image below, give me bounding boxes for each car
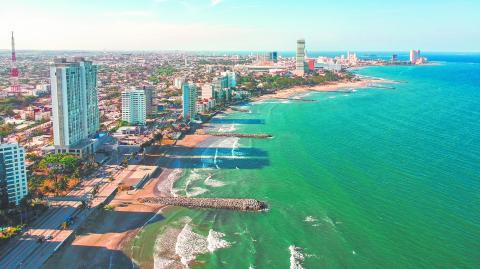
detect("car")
[45,235,53,240]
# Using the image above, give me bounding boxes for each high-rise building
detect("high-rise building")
[269,51,278,63]
[50,57,99,158]
[122,88,146,125]
[221,71,237,88]
[174,77,185,90]
[182,82,198,121]
[296,39,306,76]
[202,83,214,99]
[410,50,421,63]
[0,143,27,206]
[141,86,155,116]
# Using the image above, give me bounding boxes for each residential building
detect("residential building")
[182,82,197,121]
[50,57,99,158]
[0,143,27,206]
[122,88,147,125]
[296,39,306,76]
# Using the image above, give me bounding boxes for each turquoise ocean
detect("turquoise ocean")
[128,58,480,269]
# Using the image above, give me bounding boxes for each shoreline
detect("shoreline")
[251,78,391,102]
[42,75,393,268]
[41,132,218,269]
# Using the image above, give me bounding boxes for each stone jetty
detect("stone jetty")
[138,197,268,211]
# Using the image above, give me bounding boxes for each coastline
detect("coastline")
[41,133,217,269]
[42,76,395,269]
[251,78,388,101]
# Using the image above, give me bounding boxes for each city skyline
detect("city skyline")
[0,0,479,52]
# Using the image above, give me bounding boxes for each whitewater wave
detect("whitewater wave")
[174,220,231,267]
[186,186,208,197]
[175,223,208,266]
[304,216,318,223]
[204,174,225,187]
[207,229,231,252]
[289,245,305,269]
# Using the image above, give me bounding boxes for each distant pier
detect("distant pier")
[139,197,268,211]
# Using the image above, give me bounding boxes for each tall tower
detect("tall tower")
[10,32,21,95]
[296,39,306,76]
[50,57,99,158]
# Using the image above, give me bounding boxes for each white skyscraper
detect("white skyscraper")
[296,39,306,76]
[122,88,147,125]
[0,143,27,206]
[50,57,99,158]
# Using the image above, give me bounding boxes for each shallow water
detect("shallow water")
[128,61,480,269]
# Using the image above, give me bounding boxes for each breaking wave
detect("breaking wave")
[289,245,305,269]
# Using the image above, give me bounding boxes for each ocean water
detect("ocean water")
[128,60,480,268]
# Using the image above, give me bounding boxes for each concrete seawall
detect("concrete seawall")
[139,197,268,211]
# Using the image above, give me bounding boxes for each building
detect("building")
[174,77,185,90]
[307,59,316,71]
[296,39,306,76]
[392,54,398,62]
[202,83,214,99]
[221,71,237,88]
[410,50,420,63]
[122,88,146,125]
[50,57,99,158]
[0,143,27,206]
[182,82,197,121]
[269,51,278,63]
[141,86,155,116]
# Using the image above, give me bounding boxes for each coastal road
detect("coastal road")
[0,165,120,269]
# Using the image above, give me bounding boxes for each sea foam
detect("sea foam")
[289,245,305,269]
[174,220,232,267]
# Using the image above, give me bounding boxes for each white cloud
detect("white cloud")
[211,0,222,6]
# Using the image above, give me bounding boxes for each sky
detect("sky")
[0,0,479,52]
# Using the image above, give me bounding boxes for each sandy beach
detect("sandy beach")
[252,79,385,101]
[41,133,214,269]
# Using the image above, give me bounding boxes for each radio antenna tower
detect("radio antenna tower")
[10,31,21,95]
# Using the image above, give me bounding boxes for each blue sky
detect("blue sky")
[0,0,479,51]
